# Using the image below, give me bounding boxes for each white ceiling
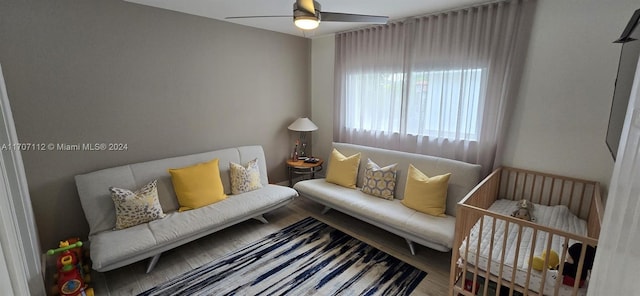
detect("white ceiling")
[124,0,491,38]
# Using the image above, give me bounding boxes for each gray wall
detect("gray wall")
[0,1,310,250]
[500,0,639,203]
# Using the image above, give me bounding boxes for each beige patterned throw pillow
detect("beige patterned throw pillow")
[361,158,398,200]
[230,158,263,195]
[109,180,165,230]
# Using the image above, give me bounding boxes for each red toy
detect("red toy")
[464,279,480,294]
[47,238,94,296]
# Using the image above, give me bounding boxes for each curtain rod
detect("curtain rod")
[335,0,512,35]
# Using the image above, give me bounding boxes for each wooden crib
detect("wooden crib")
[449,167,603,296]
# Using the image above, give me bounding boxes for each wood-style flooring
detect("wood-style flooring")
[90,196,452,296]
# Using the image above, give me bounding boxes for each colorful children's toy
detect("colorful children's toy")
[47,238,94,296]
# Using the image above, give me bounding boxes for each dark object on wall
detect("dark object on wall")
[607,8,640,160]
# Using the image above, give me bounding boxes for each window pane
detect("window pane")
[406,68,483,141]
[345,68,483,141]
[345,72,403,133]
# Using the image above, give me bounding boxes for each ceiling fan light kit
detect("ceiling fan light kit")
[294,17,320,30]
[226,0,388,32]
[293,1,320,30]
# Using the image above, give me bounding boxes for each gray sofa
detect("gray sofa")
[294,143,481,254]
[75,145,297,273]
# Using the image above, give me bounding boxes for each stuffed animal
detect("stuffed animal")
[511,199,535,222]
[532,250,560,271]
[561,243,596,288]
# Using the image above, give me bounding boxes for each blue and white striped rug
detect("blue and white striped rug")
[138,217,427,296]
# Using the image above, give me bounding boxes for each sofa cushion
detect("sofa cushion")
[361,158,397,200]
[401,165,451,217]
[294,179,456,249]
[89,184,297,272]
[325,148,361,189]
[148,184,295,244]
[89,223,157,271]
[168,158,227,212]
[76,166,137,236]
[229,158,263,195]
[109,180,165,230]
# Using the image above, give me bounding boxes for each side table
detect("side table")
[286,158,324,187]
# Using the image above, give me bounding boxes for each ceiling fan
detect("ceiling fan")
[225,0,389,30]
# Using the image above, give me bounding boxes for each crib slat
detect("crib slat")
[509,224,524,296]
[528,175,537,203]
[471,216,485,295]
[567,180,576,210]
[559,179,567,207]
[536,176,546,205]
[511,172,520,200]
[554,237,570,296]
[571,244,589,296]
[520,172,528,201]
[523,227,538,296]
[496,221,510,296]
[484,216,497,296]
[462,218,471,293]
[577,184,587,219]
[538,233,554,295]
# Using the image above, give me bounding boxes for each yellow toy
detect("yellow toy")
[532,250,559,271]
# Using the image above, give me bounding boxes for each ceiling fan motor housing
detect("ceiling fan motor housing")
[225,0,388,30]
[293,1,321,21]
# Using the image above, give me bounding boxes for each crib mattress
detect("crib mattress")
[459,199,589,295]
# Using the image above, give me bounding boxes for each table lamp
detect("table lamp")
[288,117,318,159]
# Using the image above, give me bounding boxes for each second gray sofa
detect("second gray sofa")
[294,143,481,254]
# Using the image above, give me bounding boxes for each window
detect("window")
[345,68,484,141]
[344,72,403,134]
[335,0,531,176]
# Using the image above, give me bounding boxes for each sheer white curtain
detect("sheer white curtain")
[334,23,407,149]
[587,58,640,296]
[334,0,535,175]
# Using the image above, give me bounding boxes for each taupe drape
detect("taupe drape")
[335,0,536,176]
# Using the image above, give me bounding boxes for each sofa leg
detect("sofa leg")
[253,215,269,224]
[146,253,162,273]
[405,239,416,255]
[321,206,332,215]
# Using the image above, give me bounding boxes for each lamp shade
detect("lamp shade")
[288,117,318,132]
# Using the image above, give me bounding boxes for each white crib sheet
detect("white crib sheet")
[459,199,589,295]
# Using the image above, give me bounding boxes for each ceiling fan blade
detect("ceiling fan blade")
[225,15,291,20]
[296,0,316,15]
[320,12,388,24]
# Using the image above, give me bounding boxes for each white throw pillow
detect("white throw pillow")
[230,158,263,194]
[109,180,165,230]
[361,158,398,200]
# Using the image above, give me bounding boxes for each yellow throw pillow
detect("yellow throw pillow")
[325,149,361,189]
[168,158,227,212]
[401,164,451,217]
